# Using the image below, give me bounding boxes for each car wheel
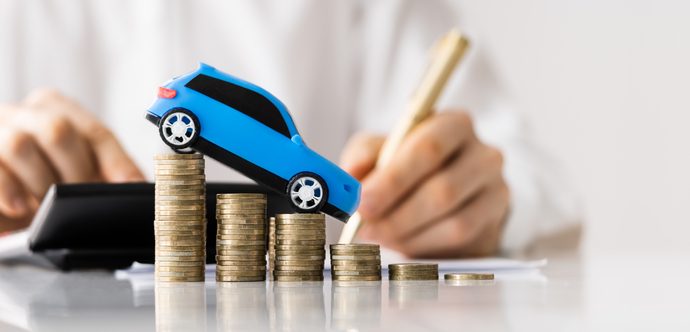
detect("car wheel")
[159,108,200,150]
[287,172,328,213]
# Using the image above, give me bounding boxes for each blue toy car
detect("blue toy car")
[145,63,360,221]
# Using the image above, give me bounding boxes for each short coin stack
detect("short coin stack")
[388,263,439,281]
[154,153,206,282]
[268,217,276,281]
[329,244,382,281]
[215,193,267,282]
[274,213,326,281]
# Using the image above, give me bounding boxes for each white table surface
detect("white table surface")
[0,251,688,332]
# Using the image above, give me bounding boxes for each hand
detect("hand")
[0,89,144,232]
[340,111,509,258]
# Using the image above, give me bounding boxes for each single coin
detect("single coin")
[276,229,325,235]
[389,263,438,269]
[156,249,205,256]
[216,275,265,282]
[154,153,203,160]
[156,276,205,282]
[444,273,494,281]
[155,204,205,211]
[217,193,266,199]
[331,270,382,276]
[155,271,205,277]
[216,255,267,261]
[329,244,380,250]
[155,211,206,217]
[275,224,325,230]
[214,270,266,277]
[329,250,381,257]
[215,249,265,256]
[272,270,322,277]
[154,169,205,176]
[274,276,324,282]
[216,224,265,230]
[155,184,205,191]
[274,249,324,255]
[155,255,206,262]
[276,239,325,245]
[155,218,205,224]
[155,224,206,230]
[215,245,266,251]
[216,265,266,271]
[216,219,266,225]
[275,213,324,219]
[331,255,380,260]
[332,275,382,281]
[155,195,206,201]
[157,235,204,241]
[330,261,381,268]
[274,260,324,266]
[155,189,205,197]
[216,234,265,241]
[275,255,324,261]
[273,244,324,251]
[389,275,438,281]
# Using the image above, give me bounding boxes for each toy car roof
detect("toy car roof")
[192,63,299,138]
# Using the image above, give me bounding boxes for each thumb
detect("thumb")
[339,133,385,180]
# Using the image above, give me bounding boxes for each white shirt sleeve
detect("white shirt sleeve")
[355,0,581,252]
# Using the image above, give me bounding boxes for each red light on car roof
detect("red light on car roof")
[158,87,177,99]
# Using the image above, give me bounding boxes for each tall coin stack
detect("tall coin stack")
[215,193,267,282]
[274,213,326,281]
[268,217,276,281]
[154,153,206,282]
[329,244,382,281]
[388,263,439,281]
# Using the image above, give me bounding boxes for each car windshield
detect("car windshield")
[186,74,292,138]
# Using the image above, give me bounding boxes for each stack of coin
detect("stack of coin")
[329,244,381,281]
[215,193,267,282]
[388,263,439,281]
[274,213,325,281]
[268,217,276,281]
[154,153,206,282]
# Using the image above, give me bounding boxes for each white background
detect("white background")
[450,0,690,254]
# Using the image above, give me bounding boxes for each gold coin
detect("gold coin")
[154,153,203,159]
[155,189,205,196]
[156,276,205,282]
[444,273,494,281]
[275,255,324,261]
[216,254,266,261]
[155,224,206,230]
[275,229,325,235]
[329,244,379,250]
[330,260,381,266]
[389,263,438,270]
[156,249,205,256]
[216,275,265,282]
[155,217,205,222]
[332,255,380,260]
[217,193,266,199]
[274,260,324,266]
[275,224,325,230]
[274,276,324,282]
[155,271,205,277]
[272,270,322,276]
[155,195,206,201]
[275,239,325,245]
[216,264,266,271]
[331,265,381,271]
[273,244,323,251]
[155,183,205,191]
[216,219,265,225]
[274,249,325,256]
[215,270,265,277]
[155,211,206,217]
[273,265,323,271]
[157,239,206,246]
[216,234,265,241]
[389,275,438,281]
[332,275,382,281]
[155,255,206,262]
[214,250,265,256]
[331,270,381,276]
[275,234,325,240]
[155,265,205,272]
[154,179,205,185]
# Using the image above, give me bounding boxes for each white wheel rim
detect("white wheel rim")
[162,112,196,146]
[290,176,324,210]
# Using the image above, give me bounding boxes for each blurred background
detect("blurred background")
[450,0,690,255]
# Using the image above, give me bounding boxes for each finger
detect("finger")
[359,112,475,219]
[0,162,31,218]
[375,145,503,242]
[391,182,509,258]
[24,89,145,182]
[10,110,97,183]
[339,133,385,180]
[0,127,58,198]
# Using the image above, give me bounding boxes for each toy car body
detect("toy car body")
[145,63,360,221]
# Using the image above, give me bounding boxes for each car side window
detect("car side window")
[185,74,291,138]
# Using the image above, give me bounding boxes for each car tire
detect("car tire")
[158,108,200,151]
[287,172,328,213]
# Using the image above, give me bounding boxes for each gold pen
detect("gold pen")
[338,29,470,244]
